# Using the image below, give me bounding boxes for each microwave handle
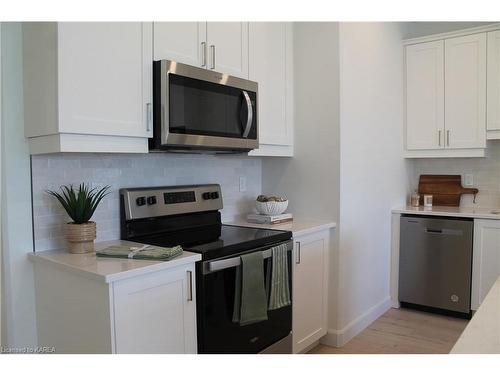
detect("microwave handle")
[242,90,253,138]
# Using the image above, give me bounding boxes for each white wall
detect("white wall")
[334,22,409,344]
[1,22,37,348]
[0,21,3,347]
[262,22,341,327]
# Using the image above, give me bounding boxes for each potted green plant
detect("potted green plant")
[47,183,110,254]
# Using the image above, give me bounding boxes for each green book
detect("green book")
[96,244,183,261]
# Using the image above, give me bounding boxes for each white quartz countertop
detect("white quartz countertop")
[224,217,337,237]
[451,276,500,354]
[28,240,201,284]
[392,206,500,220]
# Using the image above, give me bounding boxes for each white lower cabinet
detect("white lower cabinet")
[472,219,500,310]
[292,229,330,353]
[113,265,197,353]
[33,260,197,354]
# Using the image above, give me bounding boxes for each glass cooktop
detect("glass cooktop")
[135,224,292,261]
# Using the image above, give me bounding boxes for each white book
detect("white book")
[246,213,293,224]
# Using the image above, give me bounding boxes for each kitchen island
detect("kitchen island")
[451,276,500,353]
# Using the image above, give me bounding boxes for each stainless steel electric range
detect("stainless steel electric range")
[120,184,293,354]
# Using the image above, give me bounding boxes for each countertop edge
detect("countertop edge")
[392,206,500,220]
[292,222,337,237]
[28,248,201,284]
[224,218,337,236]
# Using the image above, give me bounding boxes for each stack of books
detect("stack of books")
[246,213,293,224]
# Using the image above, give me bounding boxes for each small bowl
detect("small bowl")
[255,200,288,215]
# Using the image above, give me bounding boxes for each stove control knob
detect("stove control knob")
[136,197,146,206]
[210,191,219,199]
[202,192,211,200]
[147,196,157,205]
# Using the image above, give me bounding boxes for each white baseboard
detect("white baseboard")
[320,296,391,348]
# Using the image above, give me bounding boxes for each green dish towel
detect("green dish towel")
[232,251,268,326]
[96,244,183,261]
[268,243,291,310]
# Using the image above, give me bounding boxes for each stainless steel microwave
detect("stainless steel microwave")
[151,60,258,153]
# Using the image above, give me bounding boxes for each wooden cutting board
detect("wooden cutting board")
[418,175,478,207]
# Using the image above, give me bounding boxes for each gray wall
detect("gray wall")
[262,22,341,328]
[403,22,495,39]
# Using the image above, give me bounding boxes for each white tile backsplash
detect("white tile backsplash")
[31,153,261,251]
[410,142,500,208]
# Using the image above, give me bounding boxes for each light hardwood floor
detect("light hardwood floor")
[309,308,468,354]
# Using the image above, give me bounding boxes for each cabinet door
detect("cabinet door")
[293,230,329,353]
[206,22,249,78]
[153,22,207,67]
[249,22,292,147]
[487,30,500,135]
[58,22,153,138]
[471,219,500,310]
[445,33,486,149]
[112,264,197,354]
[405,41,444,150]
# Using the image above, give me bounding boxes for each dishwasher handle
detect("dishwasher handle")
[425,228,463,236]
[425,228,443,234]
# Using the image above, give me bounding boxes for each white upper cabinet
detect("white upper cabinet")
[405,41,444,150]
[23,22,293,156]
[444,33,486,149]
[404,31,487,158]
[487,30,500,139]
[23,22,152,154]
[58,23,152,138]
[153,22,249,78]
[206,22,249,78]
[153,22,206,67]
[248,23,293,157]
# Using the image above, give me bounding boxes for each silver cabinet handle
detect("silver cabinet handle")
[242,90,253,138]
[447,130,450,147]
[295,241,301,265]
[187,270,193,302]
[201,42,207,67]
[146,103,152,132]
[210,45,215,69]
[438,130,441,147]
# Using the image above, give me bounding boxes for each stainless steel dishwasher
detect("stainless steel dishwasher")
[399,215,473,318]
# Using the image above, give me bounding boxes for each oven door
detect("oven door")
[155,60,258,152]
[196,240,293,354]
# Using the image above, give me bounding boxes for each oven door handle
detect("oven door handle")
[242,90,253,138]
[203,240,293,274]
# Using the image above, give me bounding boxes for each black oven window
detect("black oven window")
[169,74,257,140]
